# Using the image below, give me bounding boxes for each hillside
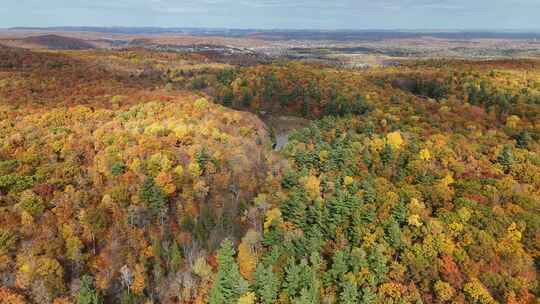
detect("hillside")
[21,34,96,50]
[0,48,539,304]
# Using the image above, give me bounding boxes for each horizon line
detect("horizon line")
[4,26,540,33]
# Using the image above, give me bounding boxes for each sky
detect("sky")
[2,0,540,30]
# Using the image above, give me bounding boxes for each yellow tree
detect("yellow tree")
[132,263,146,295]
[237,230,260,281]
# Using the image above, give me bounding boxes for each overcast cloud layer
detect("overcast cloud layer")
[2,0,540,30]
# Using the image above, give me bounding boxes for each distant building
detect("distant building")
[382,60,401,67]
[348,63,370,69]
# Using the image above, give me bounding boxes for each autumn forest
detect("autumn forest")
[0,45,539,304]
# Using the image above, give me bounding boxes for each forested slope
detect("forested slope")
[0,47,539,303]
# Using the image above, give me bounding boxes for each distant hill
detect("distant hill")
[22,34,95,50]
[9,27,540,41]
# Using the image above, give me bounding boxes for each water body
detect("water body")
[264,115,310,151]
[274,133,290,150]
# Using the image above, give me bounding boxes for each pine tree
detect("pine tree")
[139,177,167,217]
[384,219,402,249]
[169,241,182,273]
[209,239,249,304]
[296,287,318,304]
[283,258,310,299]
[283,258,320,303]
[340,281,359,304]
[77,275,103,304]
[305,199,325,240]
[283,258,303,298]
[361,287,377,304]
[254,264,280,304]
[281,189,307,229]
[324,250,349,287]
[368,244,389,285]
[515,130,532,149]
[392,201,408,224]
[380,143,394,165]
[497,145,514,173]
[361,178,376,204]
[325,190,359,239]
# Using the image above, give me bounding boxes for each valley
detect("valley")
[0,29,539,304]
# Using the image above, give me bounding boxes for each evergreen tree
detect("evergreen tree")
[392,200,408,224]
[368,244,389,285]
[380,143,394,166]
[216,68,235,85]
[361,287,377,304]
[361,178,376,204]
[241,87,253,107]
[254,264,280,304]
[281,189,307,229]
[350,247,369,274]
[340,281,359,304]
[195,147,212,173]
[77,275,103,304]
[209,239,248,304]
[384,218,402,249]
[283,258,315,300]
[515,130,532,149]
[305,199,325,240]
[296,287,319,304]
[281,170,299,189]
[221,88,234,107]
[352,95,371,115]
[324,250,349,287]
[169,241,182,273]
[497,145,514,173]
[120,290,136,304]
[139,177,167,217]
[325,191,359,238]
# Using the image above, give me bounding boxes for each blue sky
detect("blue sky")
[2,0,540,30]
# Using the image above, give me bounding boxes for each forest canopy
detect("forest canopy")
[0,47,539,304]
